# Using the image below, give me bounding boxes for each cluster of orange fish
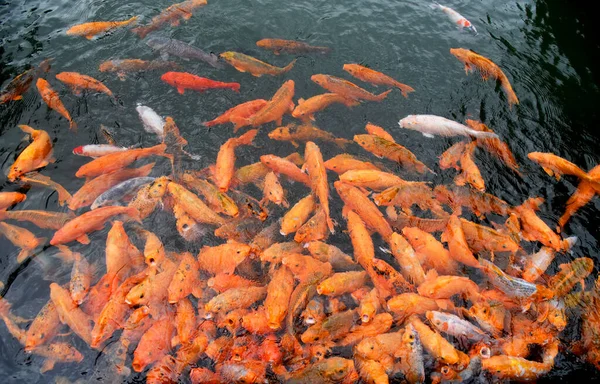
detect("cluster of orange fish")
[2,1,600,383]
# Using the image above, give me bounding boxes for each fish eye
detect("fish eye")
[182,224,189,229]
[370,345,374,350]
[338,369,344,374]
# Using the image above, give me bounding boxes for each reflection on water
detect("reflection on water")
[1,0,600,382]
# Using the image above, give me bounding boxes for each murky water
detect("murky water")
[1,0,600,382]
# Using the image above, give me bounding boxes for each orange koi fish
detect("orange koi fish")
[304,141,334,233]
[132,318,175,372]
[528,151,598,184]
[292,93,358,121]
[317,271,369,296]
[203,99,268,132]
[450,48,519,107]
[343,63,415,98]
[418,271,481,301]
[0,59,51,104]
[365,122,395,142]
[256,38,331,55]
[182,172,238,217]
[357,288,381,323]
[294,208,330,244]
[75,144,165,179]
[69,162,154,210]
[50,206,140,245]
[460,218,520,253]
[70,252,92,305]
[168,181,226,226]
[49,283,94,345]
[373,184,447,218]
[220,51,296,76]
[401,227,458,275]
[522,236,577,282]
[558,166,600,230]
[215,129,258,191]
[410,316,470,368]
[197,242,251,275]
[19,173,72,206]
[513,197,562,251]
[247,79,295,126]
[0,222,45,263]
[286,357,358,383]
[168,252,200,303]
[0,191,26,210]
[24,300,61,352]
[262,171,288,207]
[312,74,392,102]
[340,169,422,191]
[66,16,137,39]
[131,0,207,38]
[260,241,304,264]
[439,141,466,170]
[324,154,380,175]
[204,286,268,317]
[307,241,357,271]
[389,232,426,285]
[387,293,454,322]
[280,195,316,235]
[441,215,480,268]
[36,78,76,131]
[259,154,310,185]
[269,122,352,148]
[335,181,393,241]
[548,257,594,298]
[354,134,432,174]
[55,72,113,98]
[8,125,54,181]
[434,184,509,217]
[455,141,485,191]
[265,265,295,330]
[466,119,521,174]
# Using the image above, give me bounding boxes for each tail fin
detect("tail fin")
[69,120,77,132]
[230,83,241,93]
[375,89,393,102]
[202,120,217,128]
[125,206,143,224]
[395,82,415,98]
[281,59,297,74]
[131,26,150,39]
[502,82,519,108]
[471,130,499,139]
[334,138,353,149]
[18,124,36,136]
[126,16,139,26]
[430,2,441,10]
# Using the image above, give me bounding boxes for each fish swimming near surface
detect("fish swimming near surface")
[145,35,223,68]
[399,114,499,139]
[99,59,180,80]
[136,104,166,139]
[203,99,268,132]
[36,78,76,131]
[311,74,392,102]
[161,72,240,94]
[66,16,138,39]
[256,38,331,55]
[0,59,52,104]
[431,3,477,33]
[450,48,519,107]
[73,144,130,158]
[292,93,359,122]
[7,125,54,182]
[55,72,114,98]
[343,64,415,98]
[131,0,208,39]
[247,80,295,126]
[220,51,296,77]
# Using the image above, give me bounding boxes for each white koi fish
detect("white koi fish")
[431,3,477,34]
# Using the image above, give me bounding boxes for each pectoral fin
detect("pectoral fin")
[77,234,91,245]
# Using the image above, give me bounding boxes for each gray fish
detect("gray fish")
[145,36,224,69]
[91,177,155,210]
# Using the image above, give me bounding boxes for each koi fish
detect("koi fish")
[203,99,268,131]
[0,59,51,104]
[73,144,130,158]
[354,134,432,174]
[70,252,92,305]
[36,78,76,131]
[431,3,477,33]
[317,271,369,296]
[214,129,258,191]
[307,241,357,271]
[145,35,222,68]
[365,122,395,143]
[24,300,61,352]
[99,59,180,79]
[558,166,600,230]
[528,151,598,183]
[7,125,54,181]
[434,184,510,217]
[0,222,45,263]
[269,122,352,148]
[247,79,295,126]
[256,38,331,55]
[426,311,488,341]
[343,63,415,98]
[0,191,26,210]
[401,227,458,275]
[439,141,466,170]
[131,0,207,38]
[410,316,470,368]
[66,16,137,39]
[220,51,296,76]
[55,72,113,97]
[91,176,155,209]
[512,197,563,251]
[167,182,225,226]
[75,144,165,179]
[161,72,240,94]
[50,206,140,245]
[312,74,392,102]
[521,237,577,282]
[324,154,381,175]
[466,119,521,174]
[479,258,552,301]
[548,257,594,298]
[280,195,316,235]
[49,283,94,346]
[373,184,447,218]
[455,141,485,191]
[340,169,422,191]
[292,93,359,121]
[399,114,498,139]
[441,215,480,268]
[304,141,334,233]
[197,241,251,275]
[450,48,519,107]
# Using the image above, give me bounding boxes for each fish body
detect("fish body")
[389,232,426,285]
[365,122,395,142]
[260,154,310,185]
[528,152,593,182]
[312,74,392,102]
[513,198,562,251]
[292,93,359,121]
[401,227,458,275]
[549,257,594,298]
[99,59,180,78]
[317,271,369,296]
[183,173,238,216]
[248,79,295,126]
[270,122,352,148]
[8,125,53,181]
[340,169,418,191]
[455,141,485,191]
[265,265,295,329]
[220,51,296,76]
[70,253,92,305]
[431,3,477,33]
[0,192,26,210]
[479,258,545,300]
[214,129,258,191]
[263,171,288,207]
[354,134,431,174]
[203,99,268,131]
[434,184,509,217]
[49,283,94,345]
[0,222,45,262]
[168,252,200,303]
[256,38,331,55]
[91,176,155,209]
[324,154,380,174]
[132,318,175,372]
[36,78,76,131]
[410,317,469,368]
[132,0,208,38]
[304,142,334,233]
[441,215,480,268]
[55,72,113,97]
[450,48,519,107]
[281,195,316,235]
[136,105,165,138]
[466,119,520,173]
[204,286,268,316]
[343,63,415,98]
[24,300,61,351]
[294,209,330,244]
[197,242,251,275]
[161,71,240,94]
[75,144,165,179]
[70,163,155,210]
[50,206,140,245]
[66,16,137,39]
[460,218,520,253]
[73,144,129,158]
[426,311,488,341]
[439,141,466,170]
[417,273,480,301]
[145,35,222,68]
[167,182,225,226]
[286,357,358,384]
[399,114,498,139]
[0,59,51,104]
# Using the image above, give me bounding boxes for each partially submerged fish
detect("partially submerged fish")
[132,0,208,39]
[343,63,415,98]
[256,38,331,55]
[66,16,138,39]
[145,35,223,68]
[399,114,498,139]
[431,3,477,33]
[220,51,296,77]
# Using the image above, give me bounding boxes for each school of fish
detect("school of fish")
[1,1,600,383]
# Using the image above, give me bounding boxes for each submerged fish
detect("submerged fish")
[7,125,54,182]
[0,59,51,104]
[36,78,76,131]
[431,3,477,33]
[91,177,156,209]
[55,72,113,98]
[343,64,415,98]
[312,74,392,102]
[161,72,240,94]
[145,35,223,68]
[220,51,296,77]
[256,38,331,55]
[132,0,208,39]
[99,59,180,79]
[66,16,138,39]
[399,114,498,139]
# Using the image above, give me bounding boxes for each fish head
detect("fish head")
[398,115,418,128]
[160,72,177,85]
[342,63,358,75]
[98,61,114,72]
[219,52,235,61]
[310,74,326,87]
[449,48,469,62]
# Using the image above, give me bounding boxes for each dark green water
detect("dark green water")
[1,0,599,382]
